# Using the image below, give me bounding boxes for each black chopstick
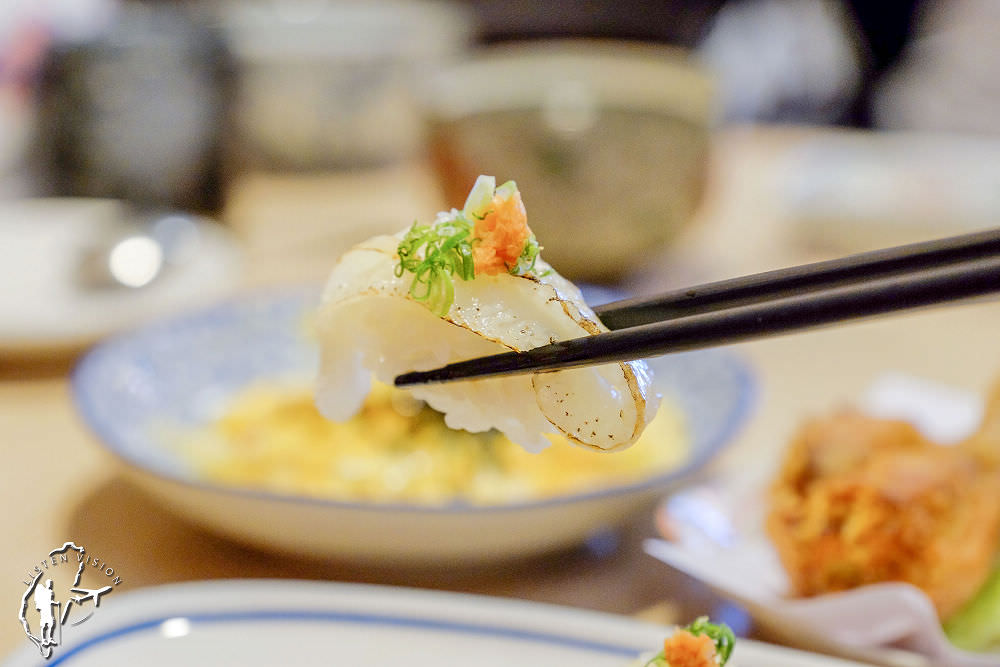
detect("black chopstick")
[593,226,1000,330]
[394,253,1000,386]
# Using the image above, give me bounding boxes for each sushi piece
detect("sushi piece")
[639,617,736,667]
[315,175,660,452]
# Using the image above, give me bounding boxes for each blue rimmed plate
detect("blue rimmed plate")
[2,580,871,666]
[71,288,754,563]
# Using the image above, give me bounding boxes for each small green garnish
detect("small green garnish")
[494,179,518,201]
[685,616,735,664]
[641,652,666,667]
[944,566,1000,652]
[395,175,542,316]
[641,617,735,667]
[509,233,541,275]
[394,214,475,316]
[463,174,496,220]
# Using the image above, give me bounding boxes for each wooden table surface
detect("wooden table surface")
[4,126,999,662]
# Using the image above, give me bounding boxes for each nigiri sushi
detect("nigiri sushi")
[315,175,660,452]
[636,617,736,667]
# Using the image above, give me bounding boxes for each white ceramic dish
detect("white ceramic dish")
[645,375,999,667]
[71,288,754,564]
[2,579,873,666]
[0,198,241,355]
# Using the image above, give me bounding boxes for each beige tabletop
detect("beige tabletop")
[3,126,998,662]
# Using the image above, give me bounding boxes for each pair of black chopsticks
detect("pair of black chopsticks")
[394,228,1000,387]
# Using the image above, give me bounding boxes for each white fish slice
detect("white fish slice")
[314,232,659,452]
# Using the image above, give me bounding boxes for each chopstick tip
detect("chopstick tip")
[395,368,456,387]
[393,371,425,387]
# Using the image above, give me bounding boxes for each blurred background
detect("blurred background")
[2,0,998,313]
[2,0,998,319]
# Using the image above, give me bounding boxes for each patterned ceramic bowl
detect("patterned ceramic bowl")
[72,288,753,564]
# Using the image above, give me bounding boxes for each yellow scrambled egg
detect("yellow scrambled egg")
[179,382,688,505]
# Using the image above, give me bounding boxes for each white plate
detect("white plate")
[2,580,872,666]
[0,198,241,354]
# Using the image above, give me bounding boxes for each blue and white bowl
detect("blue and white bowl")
[72,288,754,564]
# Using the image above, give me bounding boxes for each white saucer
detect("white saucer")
[0,198,241,355]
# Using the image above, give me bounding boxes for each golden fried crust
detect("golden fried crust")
[767,411,1000,620]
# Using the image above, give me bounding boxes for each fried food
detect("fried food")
[960,376,1000,468]
[767,410,1000,620]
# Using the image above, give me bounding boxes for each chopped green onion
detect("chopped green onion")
[494,179,518,201]
[394,215,475,316]
[509,233,541,275]
[642,651,666,667]
[641,618,736,666]
[463,175,496,220]
[396,175,542,317]
[684,616,736,665]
